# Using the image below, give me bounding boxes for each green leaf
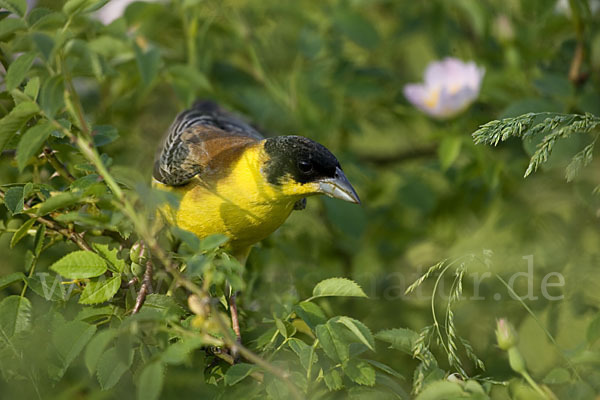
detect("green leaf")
[27,273,69,301]
[342,359,376,386]
[96,345,133,390]
[93,243,127,273]
[10,217,35,248]
[224,363,255,386]
[49,250,108,279]
[334,316,375,351]
[375,328,418,354]
[287,338,318,371]
[543,367,570,385]
[79,275,121,304]
[37,192,81,215]
[0,272,25,290]
[316,321,349,363]
[141,294,186,318]
[32,32,55,61]
[334,10,379,49]
[200,234,229,251]
[134,44,160,85]
[0,17,27,38]
[92,125,119,147]
[160,337,204,365]
[137,362,164,400]
[0,295,31,337]
[6,52,37,91]
[0,0,27,17]
[33,223,46,256]
[587,312,600,345]
[16,121,55,171]
[323,367,343,391]
[4,186,24,214]
[63,0,108,16]
[438,136,462,170]
[39,75,65,117]
[415,380,466,400]
[0,101,39,152]
[52,320,97,379]
[85,328,118,374]
[294,301,327,331]
[311,277,367,299]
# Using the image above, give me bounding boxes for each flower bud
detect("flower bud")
[495,318,517,350]
[129,242,147,264]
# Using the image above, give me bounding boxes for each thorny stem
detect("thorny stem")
[42,148,75,182]
[132,259,153,314]
[210,302,304,400]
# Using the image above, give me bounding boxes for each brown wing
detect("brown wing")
[153,101,264,186]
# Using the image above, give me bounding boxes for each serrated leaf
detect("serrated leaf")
[312,277,367,299]
[0,272,25,290]
[0,101,39,152]
[0,295,31,338]
[294,302,327,331]
[6,52,37,91]
[316,321,349,363]
[52,320,96,379]
[224,363,255,386]
[137,361,164,400]
[323,367,343,391]
[79,275,121,304]
[375,328,418,354]
[16,121,55,171]
[96,345,133,390]
[334,316,375,351]
[92,125,119,147]
[93,243,127,273]
[10,218,35,248]
[50,250,108,279]
[287,338,318,371]
[4,186,24,214]
[85,328,118,374]
[342,359,375,386]
[142,294,186,317]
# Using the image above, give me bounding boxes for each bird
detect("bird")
[152,100,360,344]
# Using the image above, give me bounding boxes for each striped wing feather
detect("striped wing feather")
[153,101,264,186]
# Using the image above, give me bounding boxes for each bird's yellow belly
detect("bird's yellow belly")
[173,182,295,249]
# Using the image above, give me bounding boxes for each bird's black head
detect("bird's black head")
[263,135,360,204]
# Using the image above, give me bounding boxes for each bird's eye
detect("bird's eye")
[297,160,313,174]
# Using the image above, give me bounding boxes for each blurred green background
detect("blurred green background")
[2,0,600,398]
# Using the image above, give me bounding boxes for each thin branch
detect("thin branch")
[0,189,92,251]
[132,258,153,314]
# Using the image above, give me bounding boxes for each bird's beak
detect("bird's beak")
[318,167,361,204]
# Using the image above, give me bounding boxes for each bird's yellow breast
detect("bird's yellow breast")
[154,141,315,254]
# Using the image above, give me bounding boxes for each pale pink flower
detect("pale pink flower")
[403,58,485,119]
[95,0,159,24]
